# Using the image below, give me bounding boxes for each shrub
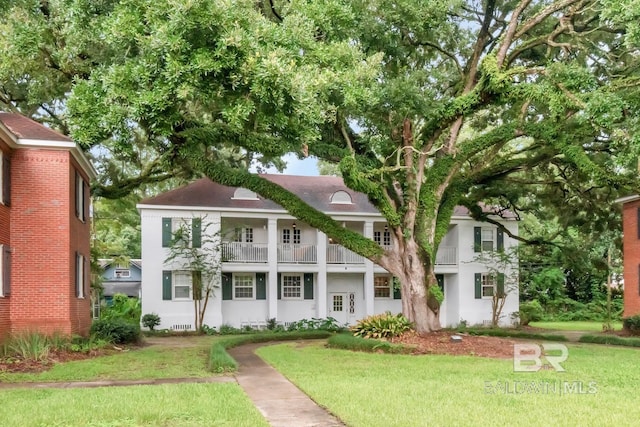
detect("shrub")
[351,312,413,339]
[460,327,568,342]
[91,318,141,344]
[519,300,544,326]
[579,334,640,347]
[327,333,412,354]
[623,315,640,336]
[219,324,241,335]
[101,294,141,325]
[8,332,51,361]
[141,313,161,331]
[286,317,345,332]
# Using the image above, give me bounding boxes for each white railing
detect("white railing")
[222,242,268,263]
[277,244,317,264]
[435,246,457,265]
[327,244,365,264]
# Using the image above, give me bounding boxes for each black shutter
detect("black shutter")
[474,227,481,252]
[2,154,10,206]
[304,273,314,300]
[74,172,80,219]
[162,271,172,300]
[393,279,401,300]
[192,218,202,248]
[474,273,482,299]
[162,218,172,247]
[222,272,232,300]
[2,245,10,296]
[277,273,282,300]
[497,273,505,297]
[256,273,266,300]
[497,228,504,252]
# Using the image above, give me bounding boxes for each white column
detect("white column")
[208,212,223,327]
[316,230,327,318]
[267,218,278,320]
[363,221,375,316]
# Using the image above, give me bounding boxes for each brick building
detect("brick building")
[618,195,640,317]
[0,113,95,340]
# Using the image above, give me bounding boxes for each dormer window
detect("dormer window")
[233,188,259,200]
[330,190,352,204]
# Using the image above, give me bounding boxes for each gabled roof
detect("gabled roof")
[140,175,517,219]
[99,259,142,270]
[0,113,71,142]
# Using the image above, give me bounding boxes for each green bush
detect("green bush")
[101,294,141,325]
[351,312,413,339]
[519,300,544,326]
[623,315,640,336]
[579,334,640,347]
[8,332,51,361]
[327,333,412,354]
[141,313,161,331]
[460,327,568,341]
[91,318,141,344]
[286,317,345,332]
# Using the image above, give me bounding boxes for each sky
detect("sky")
[260,153,319,176]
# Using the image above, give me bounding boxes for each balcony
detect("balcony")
[435,246,457,265]
[222,242,268,263]
[327,244,365,264]
[278,244,317,264]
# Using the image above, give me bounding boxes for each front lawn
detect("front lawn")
[258,342,640,426]
[0,383,268,427]
[530,321,622,331]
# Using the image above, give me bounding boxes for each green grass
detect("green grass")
[1,339,217,383]
[258,342,640,426]
[0,383,268,427]
[530,321,623,331]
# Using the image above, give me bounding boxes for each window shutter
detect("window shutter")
[474,227,481,252]
[304,273,314,300]
[192,218,202,248]
[2,154,10,206]
[436,274,444,295]
[83,178,89,223]
[162,218,172,247]
[497,228,504,252]
[192,270,202,300]
[393,279,401,300]
[256,273,266,300]
[162,271,172,300]
[222,272,232,300]
[474,273,482,299]
[277,273,282,300]
[2,245,10,296]
[74,172,80,219]
[84,255,89,298]
[497,273,505,297]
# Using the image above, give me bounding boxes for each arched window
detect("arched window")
[232,188,259,200]
[330,190,352,204]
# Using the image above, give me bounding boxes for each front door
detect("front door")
[328,293,348,324]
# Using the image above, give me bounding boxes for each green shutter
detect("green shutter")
[222,273,232,300]
[277,273,281,300]
[192,270,202,300]
[474,227,481,252]
[497,273,505,297]
[162,218,172,247]
[474,273,482,299]
[497,228,504,252]
[436,274,444,295]
[393,278,401,300]
[162,271,172,300]
[256,273,266,300]
[192,218,202,248]
[304,273,314,300]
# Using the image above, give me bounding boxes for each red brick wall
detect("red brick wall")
[9,148,91,336]
[0,142,10,341]
[622,200,640,317]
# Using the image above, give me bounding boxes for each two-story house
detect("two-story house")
[99,259,142,304]
[138,176,518,330]
[0,113,95,340]
[616,195,640,317]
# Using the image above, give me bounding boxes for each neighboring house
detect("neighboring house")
[98,259,142,305]
[138,176,518,331]
[616,195,640,317]
[0,113,96,341]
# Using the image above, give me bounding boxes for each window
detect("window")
[76,253,86,298]
[234,227,253,243]
[0,245,10,297]
[374,230,391,247]
[232,188,259,200]
[162,217,202,248]
[114,269,130,278]
[282,275,302,299]
[75,172,86,221]
[233,274,254,299]
[481,273,495,298]
[173,271,192,299]
[282,229,301,244]
[330,190,352,204]
[481,228,494,251]
[374,276,391,298]
[172,218,192,246]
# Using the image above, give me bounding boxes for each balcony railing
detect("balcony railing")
[327,244,365,264]
[277,244,317,264]
[222,242,268,263]
[435,246,457,265]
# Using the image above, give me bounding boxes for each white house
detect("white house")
[138,175,518,330]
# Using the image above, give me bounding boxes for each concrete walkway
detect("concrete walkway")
[229,343,345,427]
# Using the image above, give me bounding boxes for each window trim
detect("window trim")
[75,172,86,222]
[374,276,391,299]
[233,273,255,300]
[481,227,494,252]
[0,244,8,297]
[76,253,85,299]
[173,270,192,300]
[481,273,496,299]
[281,274,303,300]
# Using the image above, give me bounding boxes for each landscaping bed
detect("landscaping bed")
[394,330,515,358]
